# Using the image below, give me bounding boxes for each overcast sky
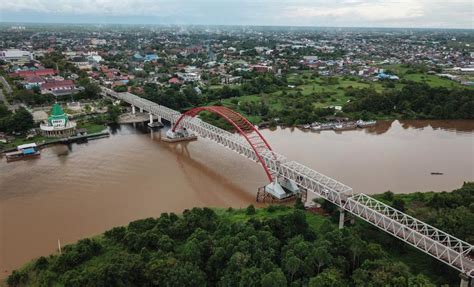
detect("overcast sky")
[0,0,472,29]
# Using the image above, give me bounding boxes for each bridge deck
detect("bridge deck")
[103,87,473,278]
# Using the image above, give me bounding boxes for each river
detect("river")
[0,120,473,277]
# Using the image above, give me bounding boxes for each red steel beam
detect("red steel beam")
[172,106,274,182]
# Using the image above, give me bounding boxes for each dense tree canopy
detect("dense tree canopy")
[0,105,35,134]
[9,201,453,287]
[344,82,474,119]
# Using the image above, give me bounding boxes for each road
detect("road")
[0,76,13,110]
[0,76,12,94]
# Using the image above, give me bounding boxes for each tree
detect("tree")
[261,269,287,287]
[294,197,305,210]
[167,262,207,287]
[246,204,256,215]
[0,103,10,118]
[309,268,346,287]
[392,198,406,212]
[239,267,262,287]
[408,274,436,287]
[4,107,35,134]
[33,256,49,271]
[382,191,394,201]
[107,104,122,123]
[352,259,412,287]
[349,237,365,270]
[313,246,333,274]
[74,253,146,286]
[83,82,101,99]
[182,239,202,265]
[283,254,303,282]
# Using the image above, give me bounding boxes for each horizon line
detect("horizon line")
[0,21,472,31]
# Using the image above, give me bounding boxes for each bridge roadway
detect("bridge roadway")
[102,88,473,278]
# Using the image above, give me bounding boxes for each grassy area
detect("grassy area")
[215,205,330,233]
[0,135,55,151]
[210,67,472,125]
[381,63,472,89]
[403,73,459,88]
[372,191,437,206]
[76,122,107,134]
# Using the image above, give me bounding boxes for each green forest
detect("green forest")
[7,183,473,287]
[0,103,34,134]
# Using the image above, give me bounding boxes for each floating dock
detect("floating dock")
[162,135,197,143]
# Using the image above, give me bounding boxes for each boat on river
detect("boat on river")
[333,122,357,131]
[5,143,41,162]
[357,119,377,128]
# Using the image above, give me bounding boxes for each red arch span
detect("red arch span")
[172,106,274,182]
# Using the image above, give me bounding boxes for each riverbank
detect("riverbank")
[6,183,471,286]
[0,123,107,153]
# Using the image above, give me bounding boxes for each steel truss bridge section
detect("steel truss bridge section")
[345,194,473,277]
[102,88,473,277]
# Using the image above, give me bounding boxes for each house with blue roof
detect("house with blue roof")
[144,53,159,62]
[133,53,144,61]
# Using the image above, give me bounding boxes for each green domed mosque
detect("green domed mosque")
[40,103,76,137]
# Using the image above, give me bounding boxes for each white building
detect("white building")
[0,49,32,63]
[177,72,200,82]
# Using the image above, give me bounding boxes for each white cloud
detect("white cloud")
[0,0,472,28]
[2,0,164,16]
[285,0,424,22]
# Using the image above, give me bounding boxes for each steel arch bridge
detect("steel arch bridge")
[102,88,474,280]
[172,106,275,182]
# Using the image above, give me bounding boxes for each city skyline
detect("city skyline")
[0,0,472,29]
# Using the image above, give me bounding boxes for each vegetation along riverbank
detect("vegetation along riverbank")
[6,183,473,286]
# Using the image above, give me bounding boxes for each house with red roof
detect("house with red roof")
[11,68,57,78]
[23,76,45,89]
[41,80,78,96]
[168,77,182,85]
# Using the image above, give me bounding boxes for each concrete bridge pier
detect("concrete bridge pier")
[149,112,154,125]
[339,208,345,229]
[131,105,136,115]
[459,273,472,287]
[140,107,143,113]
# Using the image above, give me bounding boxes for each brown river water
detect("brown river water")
[0,120,473,277]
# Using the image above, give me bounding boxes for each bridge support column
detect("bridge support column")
[131,105,136,115]
[149,112,153,124]
[140,107,143,113]
[459,273,470,287]
[338,208,345,229]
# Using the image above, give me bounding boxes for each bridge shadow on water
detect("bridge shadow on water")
[144,125,261,207]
